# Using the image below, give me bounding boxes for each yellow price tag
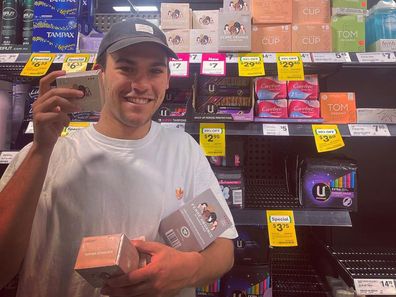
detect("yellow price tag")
[199,123,225,156]
[20,53,56,77]
[266,210,298,247]
[62,54,91,73]
[61,122,91,137]
[312,124,345,153]
[276,53,304,81]
[238,53,265,77]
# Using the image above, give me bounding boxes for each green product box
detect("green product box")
[332,0,367,9]
[331,15,366,52]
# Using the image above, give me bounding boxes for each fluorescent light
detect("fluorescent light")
[113,6,131,12]
[134,5,158,12]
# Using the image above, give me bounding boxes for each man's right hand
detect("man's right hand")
[32,70,84,150]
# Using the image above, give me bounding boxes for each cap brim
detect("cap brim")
[107,36,178,59]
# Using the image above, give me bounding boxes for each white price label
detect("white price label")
[356,52,396,63]
[312,52,352,63]
[169,60,188,77]
[0,151,18,164]
[189,54,202,63]
[263,124,289,136]
[160,122,186,131]
[301,53,312,63]
[0,53,18,63]
[348,124,391,137]
[226,53,238,63]
[263,53,277,63]
[202,60,225,75]
[54,53,66,63]
[354,279,396,295]
[25,121,34,134]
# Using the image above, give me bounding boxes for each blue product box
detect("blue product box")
[32,19,78,53]
[34,0,79,19]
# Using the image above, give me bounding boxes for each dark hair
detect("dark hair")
[96,53,106,69]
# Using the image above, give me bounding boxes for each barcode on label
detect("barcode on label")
[165,229,181,249]
[232,189,243,206]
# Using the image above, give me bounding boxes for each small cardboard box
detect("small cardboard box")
[320,92,357,124]
[74,234,139,288]
[159,189,233,252]
[251,24,291,53]
[252,0,292,24]
[357,108,396,124]
[192,10,219,29]
[56,70,105,112]
[331,15,366,52]
[218,11,251,52]
[223,0,251,12]
[161,3,190,30]
[368,39,396,52]
[190,29,218,53]
[164,29,190,53]
[292,0,330,24]
[332,0,367,15]
[292,23,332,52]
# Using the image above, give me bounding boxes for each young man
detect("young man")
[0,18,238,297]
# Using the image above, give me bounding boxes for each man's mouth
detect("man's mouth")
[124,97,155,105]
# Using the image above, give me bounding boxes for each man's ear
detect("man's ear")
[92,63,103,71]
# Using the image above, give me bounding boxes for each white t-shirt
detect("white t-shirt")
[0,121,238,297]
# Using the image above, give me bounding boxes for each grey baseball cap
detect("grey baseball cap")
[97,17,178,62]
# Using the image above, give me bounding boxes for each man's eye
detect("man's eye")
[119,67,132,72]
[151,68,164,74]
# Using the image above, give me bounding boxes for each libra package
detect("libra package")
[299,158,358,211]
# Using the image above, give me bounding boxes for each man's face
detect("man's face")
[100,42,170,131]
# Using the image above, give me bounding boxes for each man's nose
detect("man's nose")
[131,74,150,93]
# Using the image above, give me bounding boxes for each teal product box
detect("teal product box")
[331,15,365,52]
[32,18,78,53]
[34,0,79,19]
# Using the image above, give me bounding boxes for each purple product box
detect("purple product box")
[234,226,269,265]
[198,76,251,97]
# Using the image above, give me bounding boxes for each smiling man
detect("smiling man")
[0,18,237,297]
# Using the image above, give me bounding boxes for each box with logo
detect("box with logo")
[291,23,332,52]
[56,70,104,112]
[252,0,292,24]
[74,233,140,288]
[299,158,358,211]
[234,226,269,265]
[368,39,396,52]
[223,0,251,12]
[198,77,251,97]
[320,92,356,124]
[159,189,233,252]
[332,0,367,16]
[255,76,287,100]
[160,3,190,30]
[292,0,330,24]
[288,99,320,118]
[34,0,79,19]
[251,24,291,53]
[287,74,319,100]
[213,168,244,208]
[192,10,218,29]
[164,29,190,53]
[218,11,251,52]
[256,99,288,118]
[357,108,396,124]
[331,15,365,52]
[32,18,78,53]
[190,29,218,53]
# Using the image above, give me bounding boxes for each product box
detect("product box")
[368,39,396,52]
[160,3,190,30]
[255,76,287,100]
[192,10,219,29]
[234,226,269,265]
[196,279,221,297]
[224,0,251,12]
[332,0,367,16]
[287,74,319,100]
[320,92,356,124]
[165,29,190,53]
[79,32,103,53]
[213,168,244,208]
[74,233,139,288]
[252,0,292,24]
[251,24,291,53]
[198,76,251,97]
[34,0,79,19]
[159,188,233,252]
[357,108,396,124]
[208,137,244,168]
[196,96,252,113]
[299,158,358,211]
[32,18,78,53]
[291,23,332,52]
[218,11,251,52]
[256,99,288,118]
[56,70,104,112]
[190,29,218,53]
[292,0,330,24]
[288,99,320,118]
[154,103,187,123]
[331,15,365,52]
[164,88,193,103]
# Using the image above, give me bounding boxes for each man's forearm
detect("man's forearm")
[0,144,52,288]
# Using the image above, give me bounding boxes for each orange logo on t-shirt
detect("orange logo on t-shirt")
[176,187,184,200]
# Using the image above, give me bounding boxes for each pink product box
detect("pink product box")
[255,77,287,100]
[288,99,320,118]
[287,74,319,100]
[256,99,288,118]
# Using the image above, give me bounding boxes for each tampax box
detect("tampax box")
[292,0,330,24]
[161,3,190,30]
[251,24,291,53]
[192,10,219,29]
[320,92,357,124]
[256,99,288,118]
[32,18,78,53]
[34,0,79,19]
[331,15,365,52]
[164,29,190,53]
[288,99,320,118]
[223,0,251,12]
[74,234,139,288]
[190,29,218,53]
[218,11,251,52]
[56,70,105,112]
[252,0,292,24]
[159,189,233,252]
[332,0,367,16]
[292,23,332,52]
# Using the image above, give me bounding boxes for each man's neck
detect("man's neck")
[94,116,151,140]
